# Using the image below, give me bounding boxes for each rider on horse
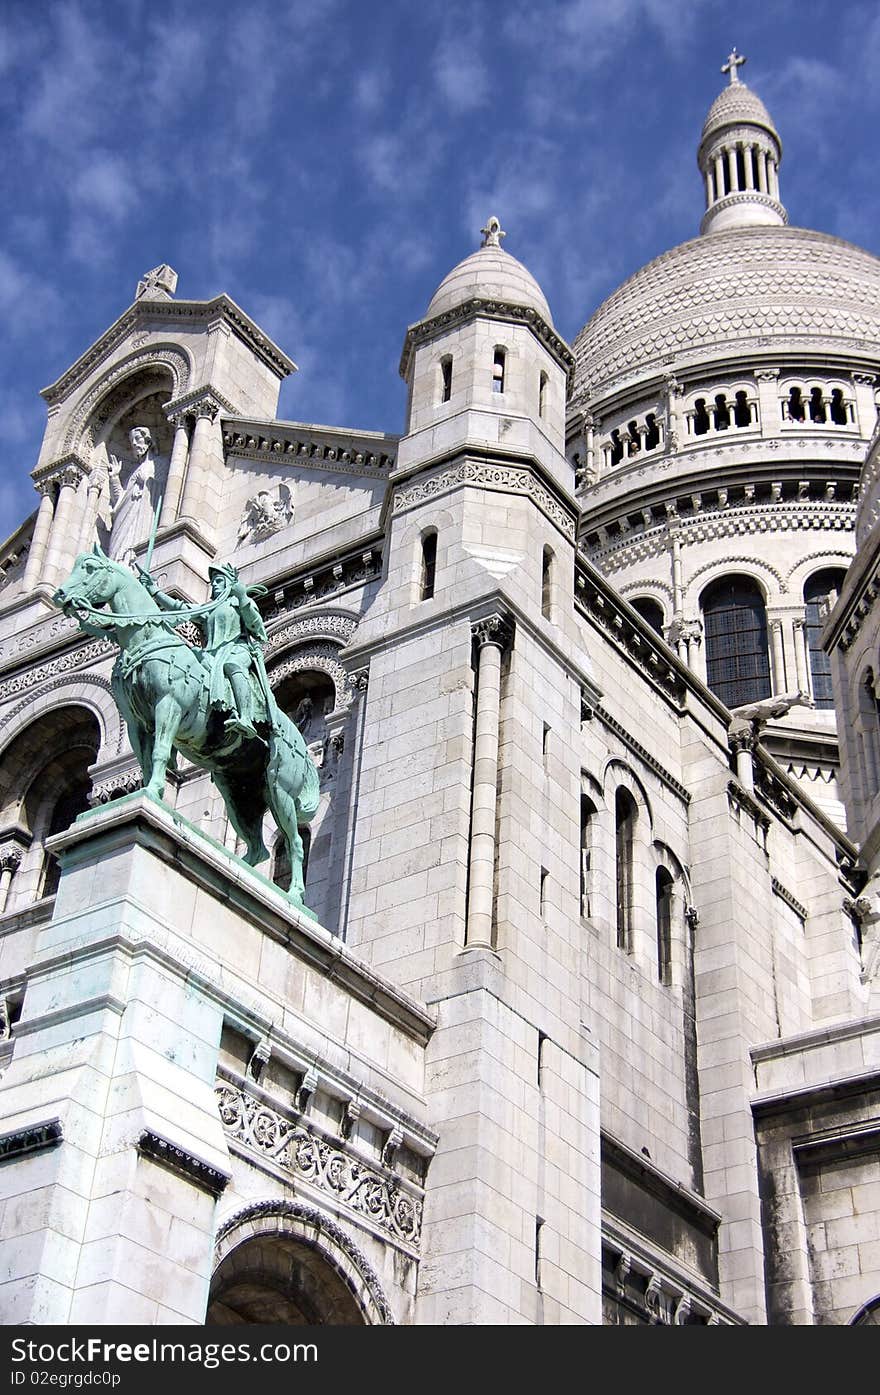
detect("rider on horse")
[137,561,268,742]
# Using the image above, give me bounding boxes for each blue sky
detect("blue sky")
[1,0,879,541]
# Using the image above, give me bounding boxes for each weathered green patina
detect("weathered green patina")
[53,545,320,908]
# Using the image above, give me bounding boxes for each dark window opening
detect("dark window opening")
[722,153,731,195]
[580,794,596,918]
[830,388,848,426]
[809,387,827,423]
[492,348,506,394]
[610,428,624,465]
[713,394,730,430]
[539,371,548,419]
[630,597,664,635]
[787,386,805,422]
[41,780,93,899]
[693,398,711,435]
[540,867,548,917]
[656,867,674,986]
[804,568,847,710]
[735,147,746,191]
[702,574,771,709]
[627,420,641,455]
[615,788,637,953]
[440,356,452,403]
[734,391,752,428]
[420,531,437,601]
[645,413,660,450]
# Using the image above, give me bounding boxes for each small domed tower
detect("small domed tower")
[698,48,786,234]
[344,225,602,1323]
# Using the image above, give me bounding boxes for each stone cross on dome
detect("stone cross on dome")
[480,216,506,249]
[721,47,746,85]
[135,265,178,301]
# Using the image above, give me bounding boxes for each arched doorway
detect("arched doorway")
[208,1202,394,1326]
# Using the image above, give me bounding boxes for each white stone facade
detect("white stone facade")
[0,66,879,1327]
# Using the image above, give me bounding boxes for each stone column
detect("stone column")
[465,614,512,950]
[729,722,756,792]
[21,482,56,590]
[0,848,22,915]
[852,373,877,436]
[43,466,84,587]
[770,618,787,693]
[756,150,768,193]
[714,152,725,198]
[179,398,220,523]
[744,144,755,190]
[769,160,779,199]
[160,414,192,527]
[792,616,810,695]
[684,618,703,671]
[727,147,738,192]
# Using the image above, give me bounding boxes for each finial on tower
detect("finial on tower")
[480,216,506,249]
[721,48,746,85]
[135,265,178,301]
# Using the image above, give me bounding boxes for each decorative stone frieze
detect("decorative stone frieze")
[594,705,691,803]
[575,565,686,707]
[260,550,381,621]
[393,459,576,542]
[215,1082,423,1251]
[400,295,574,380]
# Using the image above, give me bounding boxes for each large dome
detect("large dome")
[573,225,880,400]
[425,243,554,327]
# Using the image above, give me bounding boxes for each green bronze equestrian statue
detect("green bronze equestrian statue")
[53,545,320,909]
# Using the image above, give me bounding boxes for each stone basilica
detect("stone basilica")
[1,56,879,1327]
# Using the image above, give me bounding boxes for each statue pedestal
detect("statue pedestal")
[0,794,322,1324]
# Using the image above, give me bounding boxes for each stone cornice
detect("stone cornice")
[592,705,691,804]
[771,876,808,922]
[390,448,578,543]
[137,1129,230,1197]
[165,384,237,418]
[224,418,398,478]
[400,297,574,381]
[41,296,296,407]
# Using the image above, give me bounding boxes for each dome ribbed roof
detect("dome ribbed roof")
[425,244,553,326]
[573,226,880,400]
[700,80,779,145]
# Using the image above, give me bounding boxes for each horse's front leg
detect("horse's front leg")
[145,694,182,800]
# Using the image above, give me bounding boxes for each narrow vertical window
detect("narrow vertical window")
[492,348,506,394]
[535,1217,545,1290]
[733,391,751,427]
[693,398,711,435]
[539,371,548,418]
[580,795,596,918]
[656,867,674,985]
[804,569,846,709]
[540,866,548,917]
[542,547,553,621]
[542,723,551,770]
[615,788,637,952]
[440,356,452,403]
[537,1031,548,1089]
[420,530,437,601]
[830,389,848,426]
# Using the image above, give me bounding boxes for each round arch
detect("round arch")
[210,1201,395,1326]
[689,559,778,606]
[0,675,122,758]
[64,345,191,454]
[602,757,654,833]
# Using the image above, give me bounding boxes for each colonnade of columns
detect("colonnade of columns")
[707,141,779,205]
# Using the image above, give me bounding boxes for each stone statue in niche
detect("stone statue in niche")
[237,484,294,544]
[106,426,163,565]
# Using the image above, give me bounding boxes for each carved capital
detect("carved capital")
[793,616,806,633]
[350,667,369,696]
[728,717,757,753]
[194,397,220,422]
[0,847,22,874]
[471,612,513,653]
[853,373,876,386]
[756,369,780,382]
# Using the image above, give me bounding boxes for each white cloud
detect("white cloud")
[433,34,489,112]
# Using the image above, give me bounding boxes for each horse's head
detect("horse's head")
[53,544,121,615]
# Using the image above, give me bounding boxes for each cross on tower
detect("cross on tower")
[722,48,746,85]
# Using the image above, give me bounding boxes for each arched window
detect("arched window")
[809,386,826,423]
[539,371,548,419]
[702,575,771,708]
[492,348,506,394]
[787,386,805,422]
[733,390,751,427]
[830,388,848,426]
[859,669,880,792]
[804,568,847,709]
[40,778,93,899]
[580,794,596,918]
[542,547,553,621]
[615,788,637,952]
[439,356,452,403]
[644,413,660,449]
[713,394,730,430]
[630,597,664,635]
[420,530,438,601]
[693,398,711,435]
[610,429,624,465]
[656,867,674,986]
